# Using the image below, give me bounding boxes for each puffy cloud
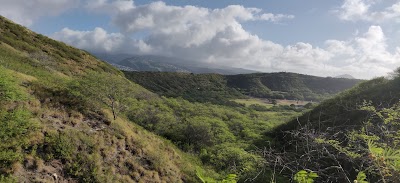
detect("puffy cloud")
[260,13,295,22]
[84,1,294,35]
[337,0,371,21]
[323,26,400,78]
[86,0,135,14]
[52,27,152,54]
[51,1,400,79]
[0,0,79,26]
[337,0,400,22]
[110,2,294,35]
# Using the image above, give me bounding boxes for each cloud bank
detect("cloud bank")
[51,0,400,79]
[1,0,399,79]
[0,0,79,26]
[337,0,400,22]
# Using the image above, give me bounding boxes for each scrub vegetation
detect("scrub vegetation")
[1,15,398,183]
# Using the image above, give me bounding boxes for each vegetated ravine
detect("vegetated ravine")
[0,14,396,183]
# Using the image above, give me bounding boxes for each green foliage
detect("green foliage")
[70,71,150,120]
[125,71,361,105]
[44,132,75,160]
[227,72,361,101]
[314,138,361,159]
[222,174,237,183]
[0,70,36,173]
[124,71,244,106]
[248,104,269,111]
[0,16,120,77]
[274,77,393,133]
[124,95,299,179]
[0,175,17,183]
[355,172,369,183]
[1,15,351,182]
[42,131,101,182]
[0,66,26,102]
[274,96,400,182]
[196,168,237,183]
[293,170,318,183]
[0,16,211,182]
[304,102,313,109]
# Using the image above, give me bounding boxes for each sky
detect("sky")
[1,0,400,79]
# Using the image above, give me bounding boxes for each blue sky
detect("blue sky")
[1,0,400,79]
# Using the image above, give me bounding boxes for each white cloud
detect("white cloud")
[52,27,152,54]
[50,1,400,79]
[337,0,400,22]
[260,13,295,22]
[323,26,400,78]
[86,0,135,14]
[0,0,79,26]
[338,0,371,21]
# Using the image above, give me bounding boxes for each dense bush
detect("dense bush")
[0,67,37,174]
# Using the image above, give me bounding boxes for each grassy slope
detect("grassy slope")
[1,15,366,183]
[274,76,398,133]
[0,16,204,182]
[265,74,400,182]
[0,15,300,183]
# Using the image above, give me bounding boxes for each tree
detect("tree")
[304,102,313,109]
[71,72,137,120]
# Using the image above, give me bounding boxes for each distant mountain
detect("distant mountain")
[334,74,355,79]
[119,56,192,72]
[94,53,258,74]
[92,52,134,63]
[109,63,137,71]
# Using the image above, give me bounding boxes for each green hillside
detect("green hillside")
[226,72,362,101]
[268,75,400,182]
[124,72,244,106]
[2,14,394,183]
[0,16,209,182]
[0,16,306,183]
[124,71,361,105]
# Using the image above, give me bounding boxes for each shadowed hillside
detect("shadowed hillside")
[267,75,400,182]
[226,72,362,101]
[124,71,362,105]
[124,72,245,106]
[274,76,398,132]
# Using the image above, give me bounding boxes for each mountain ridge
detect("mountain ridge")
[124,71,363,105]
[95,53,259,74]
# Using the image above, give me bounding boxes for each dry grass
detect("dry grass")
[234,98,316,107]
[277,99,315,105]
[233,98,273,107]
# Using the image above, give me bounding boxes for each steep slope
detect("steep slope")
[0,16,202,182]
[0,16,303,183]
[274,76,396,132]
[267,76,400,182]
